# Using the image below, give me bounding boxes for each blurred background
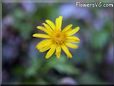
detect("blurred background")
[1,0,114,85]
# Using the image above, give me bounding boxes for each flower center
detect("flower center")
[52,31,66,44]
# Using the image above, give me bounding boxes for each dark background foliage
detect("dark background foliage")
[1,0,114,85]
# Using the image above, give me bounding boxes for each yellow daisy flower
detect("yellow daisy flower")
[33,16,80,59]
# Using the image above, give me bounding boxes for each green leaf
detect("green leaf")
[43,55,80,75]
[25,58,42,77]
[79,73,103,84]
[55,63,80,75]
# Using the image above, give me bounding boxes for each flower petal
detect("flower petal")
[39,45,51,52]
[45,20,55,30]
[66,43,78,49]
[33,33,50,38]
[37,26,52,35]
[56,46,61,58]
[67,27,80,36]
[36,39,51,49]
[62,24,72,32]
[61,44,72,58]
[67,36,80,43]
[55,16,63,31]
[45,44,56,59]
[43,23,53,32]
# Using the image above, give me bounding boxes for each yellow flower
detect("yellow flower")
[33,16,80,59]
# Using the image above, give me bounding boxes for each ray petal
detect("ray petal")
[67,27,80,36]
[55,16,63,31]
[55,46,61,58]
[33,33,50,38]
[62,24,72,32]
[61,44,72,58]
[45,44,56,59]
[66,36,80,43]
[37,26,52,35]
[43,23,53,32]
[45,20,55,30]
[39,45,51,52]
[36,39,51,49]
[66,43,78,49]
